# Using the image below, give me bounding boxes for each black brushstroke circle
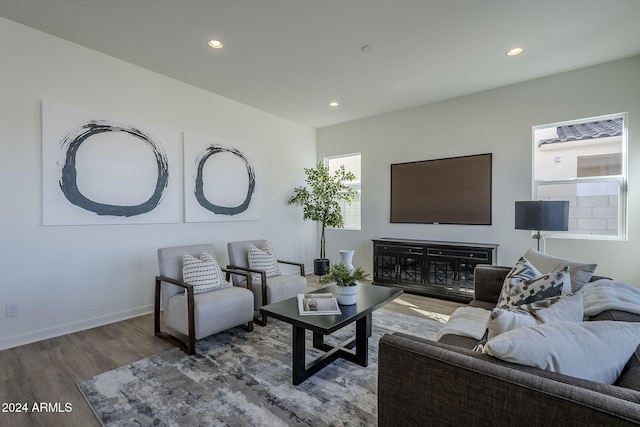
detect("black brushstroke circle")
[58,122,169,217]
[194,145,255,215]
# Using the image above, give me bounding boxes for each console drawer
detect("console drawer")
[426,248,489,261]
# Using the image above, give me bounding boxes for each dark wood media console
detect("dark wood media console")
[372,238,498,303]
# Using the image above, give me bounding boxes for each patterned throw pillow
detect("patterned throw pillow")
[248,241,280,281]
[497,257,569,308]
[182,252,230,294]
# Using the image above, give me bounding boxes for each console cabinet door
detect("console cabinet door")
[374,244,424,285]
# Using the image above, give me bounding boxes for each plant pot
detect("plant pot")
[314,258,330,276]
[335,284,358,305]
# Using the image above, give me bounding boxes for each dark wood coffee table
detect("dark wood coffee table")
[260,283,403,385]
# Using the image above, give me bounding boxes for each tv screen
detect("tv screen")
[390,153,492,225]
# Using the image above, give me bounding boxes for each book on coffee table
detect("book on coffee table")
[297,293,342,316]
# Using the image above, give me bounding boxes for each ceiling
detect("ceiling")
[1,0,640,129]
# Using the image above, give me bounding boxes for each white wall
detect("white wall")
[0,18,317,350]
[318,56,640,285]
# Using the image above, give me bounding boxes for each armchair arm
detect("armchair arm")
[226,265,267,309]
[156,275,193,290]
[222,267,253,292]
[154,275,195,354]
[277,259,305,276]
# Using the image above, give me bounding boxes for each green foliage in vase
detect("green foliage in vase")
[287,163,357,259]
[321,263,369,287]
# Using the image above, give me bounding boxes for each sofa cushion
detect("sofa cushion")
[483,321,640,384]
[487,293,584,341]
[248,241,280,280]
[497,257,568,308]
[524,248,597,292]
[182,252,230,294]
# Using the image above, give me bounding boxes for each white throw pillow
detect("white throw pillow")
[524,248,597,293]
[483,321,640,384]
[487,292,584,340]
[248,241,280,281]
[497,257,569,308]
[182,252,230,294]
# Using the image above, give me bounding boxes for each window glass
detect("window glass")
[325,153,361,230]
[533,114,626,239]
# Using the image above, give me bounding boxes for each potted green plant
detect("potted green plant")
[321,262,369,305]
[287,162,357,276]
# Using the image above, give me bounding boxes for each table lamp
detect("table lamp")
[515,201,569,251]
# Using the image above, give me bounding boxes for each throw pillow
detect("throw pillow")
[248,241,281,281]
[486,292,584,341]
[524,248,597,292]
[483,321,640,384]
[182,252,230,294]
[497,257,569,308]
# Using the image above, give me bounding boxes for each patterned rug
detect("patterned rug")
[78,308,444,426]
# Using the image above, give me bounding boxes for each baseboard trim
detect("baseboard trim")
[0,304,153,351]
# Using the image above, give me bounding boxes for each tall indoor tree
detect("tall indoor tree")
[288,162,357,275]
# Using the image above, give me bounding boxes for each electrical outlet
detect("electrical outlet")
[6,304,19,318]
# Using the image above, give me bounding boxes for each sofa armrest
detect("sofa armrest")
[472,265,511,305]
[378,333,640,426]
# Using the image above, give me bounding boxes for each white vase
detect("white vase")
[339,249,355,273]
[335,284,358,305]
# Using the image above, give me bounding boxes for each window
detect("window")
[532,113,627,240]
[325,153,361,230]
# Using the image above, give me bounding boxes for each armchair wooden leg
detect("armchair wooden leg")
[241,321,254,332]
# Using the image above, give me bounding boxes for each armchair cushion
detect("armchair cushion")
[247,241,280,280]
[182,252,230,294]
[165,286,254,339]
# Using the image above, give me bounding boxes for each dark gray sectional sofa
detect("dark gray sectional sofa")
[378,265,640,426]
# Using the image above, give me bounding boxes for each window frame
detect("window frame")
[532,113,628,241]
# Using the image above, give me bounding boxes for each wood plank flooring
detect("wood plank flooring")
[0,278,463,427]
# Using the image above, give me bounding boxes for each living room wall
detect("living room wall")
[318,55,640,286]
[0,18,316,350]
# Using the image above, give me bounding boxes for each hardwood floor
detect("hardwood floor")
[0,278,463,427]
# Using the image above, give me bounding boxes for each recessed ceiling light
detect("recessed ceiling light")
[506,47,523,56]
[207,39,224,49]
[329,101,340,108]
[361,44,376,54]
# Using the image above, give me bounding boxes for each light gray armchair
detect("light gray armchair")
[227,239,307,326]
[155,244,254,355]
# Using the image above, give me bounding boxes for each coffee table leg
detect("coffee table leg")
[292,325,307,386]
[355,314,371,367]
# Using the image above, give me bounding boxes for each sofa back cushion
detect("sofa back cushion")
[616,345,640,392]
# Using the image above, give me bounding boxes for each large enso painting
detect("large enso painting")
[183,133,261,222]
[42,102,180,225]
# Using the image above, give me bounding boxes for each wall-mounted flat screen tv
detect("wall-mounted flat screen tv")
[390,153,492,225]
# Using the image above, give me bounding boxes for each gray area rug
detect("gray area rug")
[78,309,444,426]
